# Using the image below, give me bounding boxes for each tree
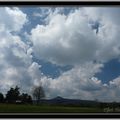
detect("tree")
[32,85,45,104]
[6,86,20,103]
[27,95,33,104]
[0,93,4,103]
[20,93,32,104]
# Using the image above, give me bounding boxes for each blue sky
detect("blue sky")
[32,54,72,78]
[0,7,120,102]
[95,59,120,84]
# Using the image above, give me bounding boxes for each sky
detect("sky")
[0,7,120,102]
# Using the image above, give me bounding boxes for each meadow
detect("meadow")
[0,104,103,113]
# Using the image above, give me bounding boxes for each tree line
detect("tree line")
[0,85,45,104]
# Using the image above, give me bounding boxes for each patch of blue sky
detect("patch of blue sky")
[53,7,79,15]
[20,7,79,32]
[20,7,43,33]
[95,59,120,84]
[32,54,73,79]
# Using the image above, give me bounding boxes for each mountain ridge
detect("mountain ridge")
[34,96,100,107]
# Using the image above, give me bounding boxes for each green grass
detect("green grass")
[0,103,103,113]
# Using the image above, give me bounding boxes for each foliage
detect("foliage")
[5,86,20,103]
[5,85,32,104]
[0,93,4,103]
[20,93,32,104]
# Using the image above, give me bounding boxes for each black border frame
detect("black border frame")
[0,1,120,6]
[0,0,120,118]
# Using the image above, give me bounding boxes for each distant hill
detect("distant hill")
[34,96,100,107]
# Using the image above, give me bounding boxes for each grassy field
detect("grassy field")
[0,104,103,113]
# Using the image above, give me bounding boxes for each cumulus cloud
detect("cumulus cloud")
[0,7,27,32]
[0,7,41,94]
[40,62,104,100]
[84,7,120,62]
[30,7,120,66]
[29,7,120,101]
[30,9,99,65]
[40,63,120,102]
[84,7,120,25]
[0,27,31,93]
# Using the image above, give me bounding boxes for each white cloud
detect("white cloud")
[30,7,120,66]
[30,9,99,66]
[0,7,27,32]
[84,7,120,62]
[0,28,31,93]
[0,7,41,95]
[29,7,120,101]
[84,7,120,25]
[33,12,43,18]
[40,62,120,102]
[40,62,104,100]
[33,7,51,18]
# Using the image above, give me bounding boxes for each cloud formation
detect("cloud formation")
[0,7,41,94]
[30,8,120,66]
[41,62,104,99]
[30,9,99,65]
[1,7,120,102]
[0,7,27,32]
[41,62,120,102]
[84,7,120,62]
[30,7,120,101]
